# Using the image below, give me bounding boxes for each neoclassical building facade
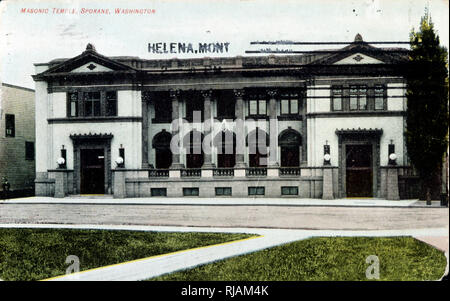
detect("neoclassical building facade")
[33,35,416,199]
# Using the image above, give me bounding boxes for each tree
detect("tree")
[405,10,449,205]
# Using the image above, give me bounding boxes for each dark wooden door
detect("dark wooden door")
[281,146,300,167]
[346,145,373,197]
[80,149,105,194]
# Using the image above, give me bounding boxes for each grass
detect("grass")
[0,228,254,281]
[152,237,447,281]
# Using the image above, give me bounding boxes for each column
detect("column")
[267,89,279,177]
[234,89,246,174]
[169,89,184,174]
[202,89,214,170]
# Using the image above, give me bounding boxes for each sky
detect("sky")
[0,0,448,89]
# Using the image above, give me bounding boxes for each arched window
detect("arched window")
[183,130,204,168]
[152,130,172,169]
[246,128,269,167]
[278,129,302,167]
[214,130,236,167]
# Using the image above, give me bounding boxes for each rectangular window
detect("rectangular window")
[374,85,385,110]
[249,100,258,115]
[83,92,101,117]
[215,187,232,196]
[248,94,267,117]
[359,95,367,110]
[359,86,367,110]
[185,97,203,121]
[258,100,266,115]
[216,92,235,119]
[68,91,119,117]
[290,99,298,114]
[154,99,172,122]
[151,188,167,197]
[183,187,199,196]
[25,141,34,160]
[281,186,298,195]
[332,87,343,111]
[280,92,300,115]
[105,91,117,116]
[350,85,368,111]
[5,114,15,137]
[68,92,78,117]
[281,99,289,114]
[248,186,265,196]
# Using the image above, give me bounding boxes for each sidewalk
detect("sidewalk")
[2,196,444,208]
[1,224,446,281]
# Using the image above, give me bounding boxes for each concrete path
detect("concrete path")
[0,224,447,281]
[0,196,432,207]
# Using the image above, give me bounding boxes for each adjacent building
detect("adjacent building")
[0,83,35,196]
[33,34,419,199]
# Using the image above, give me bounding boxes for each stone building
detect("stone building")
[33,35,417,199]
[0,83,35,196]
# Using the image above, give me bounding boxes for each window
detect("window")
[248,186,265,196]
[216,91,235,119]
[374,85,385,110]
[280,92,299,115]
[332,87,343,111]
[83,92,101,116]
[215,187,232,196]
[67,91,117,117]
[281,186,298,195]
[153,100,172,122]
[349,85,367,111]
[248,94,267,116]
[68,93,78,117]
[106,91,117,116]
[185,93,204,121]
[5,114,15,137]
[151,188,167,196]
[25,141,34,160]
[183,187,199,196]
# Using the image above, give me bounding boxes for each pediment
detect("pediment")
[333,53,385,65]
[37,44,135,77]
[70,62,115,72]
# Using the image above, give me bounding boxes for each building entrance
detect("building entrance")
[346,144,373,197]
[80,149,105,194]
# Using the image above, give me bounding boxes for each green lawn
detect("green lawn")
[152,237,447,281]
[0,228,254,281]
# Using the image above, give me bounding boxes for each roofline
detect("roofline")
[1,83,35,92]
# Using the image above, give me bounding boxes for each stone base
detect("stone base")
[322,167,334,200]
[201,169,213,178]
[113,170,126,198]
[54,171,67,198]
[169,170,181,178]
[234,169,246,177]
[267,168,279,177]
[386,167,400,200]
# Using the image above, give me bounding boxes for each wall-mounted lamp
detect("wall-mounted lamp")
[323,142,331,165]
[115,156,124,168]
[57,157,66,168]
[388,142,396,165]
[59,145,67,169]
